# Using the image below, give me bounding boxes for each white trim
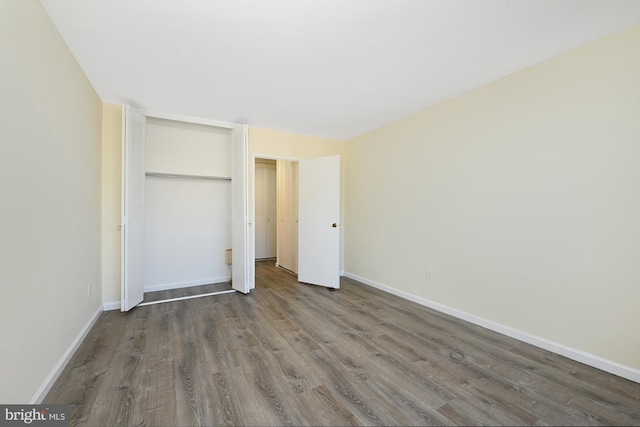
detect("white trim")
[139,108,237,129]
[252,153,300,162]
[120,106,127,311]
[251,154,302,289]
[30,306,103,403]
[344,271,640,384]
[143,277,231,293]
[103,301,121,311]
[138,289,237,306]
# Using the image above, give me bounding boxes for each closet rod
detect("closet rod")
[145,172,231,181]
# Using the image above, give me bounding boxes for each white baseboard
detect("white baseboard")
[143,276,230,293]
[103,301,121,311]
[344,271,640,384]
[30,306,103,403]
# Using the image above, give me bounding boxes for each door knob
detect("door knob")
[332,223,337,228]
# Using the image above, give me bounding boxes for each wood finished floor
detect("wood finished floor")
[45,261,640,426]
[143,281,233,304]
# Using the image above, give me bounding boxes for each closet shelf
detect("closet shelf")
[145,172,231,181]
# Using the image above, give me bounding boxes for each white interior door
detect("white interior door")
[231,125,251,293]
[298,155,340,288]
[121,106,146,311]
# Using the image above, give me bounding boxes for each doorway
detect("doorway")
[254,157,299,275]
[251,154,340,290]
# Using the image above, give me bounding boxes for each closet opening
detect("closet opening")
[142,118,234,305]
[122,107,250,311]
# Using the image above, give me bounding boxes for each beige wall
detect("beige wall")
[0,0,103,403]
[101,104,122,306]
[345,23,640,372]
[249,127,346,275]
[250,127,345,159]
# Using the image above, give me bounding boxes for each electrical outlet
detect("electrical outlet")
[425,269,432,281]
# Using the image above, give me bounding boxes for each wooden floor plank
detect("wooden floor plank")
[44,261,640,426]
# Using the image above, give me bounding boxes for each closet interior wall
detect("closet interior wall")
[144,117,233,293]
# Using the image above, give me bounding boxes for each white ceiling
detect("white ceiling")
[40,0,640,140]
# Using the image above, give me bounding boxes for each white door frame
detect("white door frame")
[121,106,247,309]
[250,153,300,286]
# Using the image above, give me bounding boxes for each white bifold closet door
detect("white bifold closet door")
[121,106,146,311]
[231,124,251,293]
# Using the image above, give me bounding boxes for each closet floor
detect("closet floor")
[143,280,233,304]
